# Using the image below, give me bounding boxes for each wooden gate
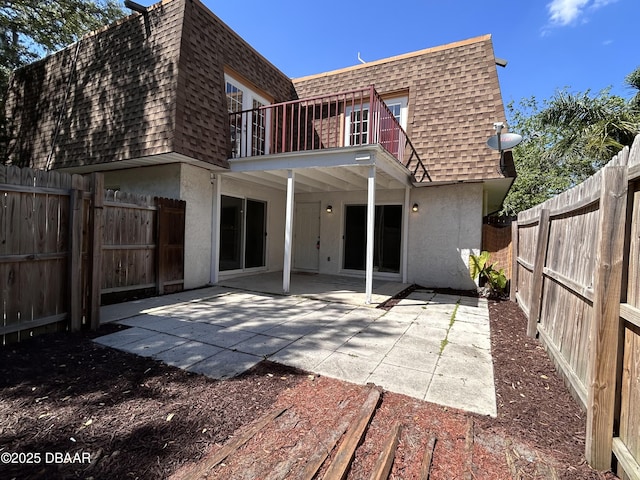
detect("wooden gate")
[1,167,186,344]
[100,192,186,302]
[156,197,186,295]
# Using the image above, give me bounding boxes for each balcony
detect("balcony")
[228,86,430,182]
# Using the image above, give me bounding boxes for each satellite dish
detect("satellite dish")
[486,133,523,151]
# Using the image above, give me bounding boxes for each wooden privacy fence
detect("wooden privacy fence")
[1,166,185,345]
[102,191,186,301]
[511,134,640,478]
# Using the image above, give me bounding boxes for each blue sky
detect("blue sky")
[204,0,638,110]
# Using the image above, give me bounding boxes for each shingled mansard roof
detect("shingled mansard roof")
[294,35,511,183]
[5,0,512,185]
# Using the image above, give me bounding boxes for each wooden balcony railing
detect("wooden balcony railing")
[229,86,430,182]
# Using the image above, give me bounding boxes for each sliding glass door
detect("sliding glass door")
[343,204,402,273]
[219,195,266,272]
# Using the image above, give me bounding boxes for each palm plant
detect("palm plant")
[539,89,640,169]
[469,251,507,296]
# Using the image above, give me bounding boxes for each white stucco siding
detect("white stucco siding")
[103,164,181,198]
[295,189,406,276]
[180,164,214,289]
[407,182,483,290]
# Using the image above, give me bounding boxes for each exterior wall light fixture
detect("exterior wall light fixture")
[326,205,333,213]
[412,203,419,212]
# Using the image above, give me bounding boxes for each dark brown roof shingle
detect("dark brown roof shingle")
[293,35,510,183]
[5,0,508,184]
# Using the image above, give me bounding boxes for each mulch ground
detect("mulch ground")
[0,297,620,479]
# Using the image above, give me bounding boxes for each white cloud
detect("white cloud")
[548,0,589,25]
[546,0,618,26]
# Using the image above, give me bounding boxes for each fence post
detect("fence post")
[156,197,164,295]
[88,173,104,330]
[586,165,628,470]
[510,220,519,302]
[527,209,550,337]
[68,175,84,332]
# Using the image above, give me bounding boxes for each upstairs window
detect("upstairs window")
[348,107,369,145]
[383,96,408,130]
[225,73,271,157]
[344,96,408,148]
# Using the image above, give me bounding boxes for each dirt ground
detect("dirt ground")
[0,297,619,479]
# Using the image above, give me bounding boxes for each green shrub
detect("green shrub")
[469,251,507,295]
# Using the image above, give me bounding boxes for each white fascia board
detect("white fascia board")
[374,149,414,187]
[228,146,380,172]
[229,144,413,188]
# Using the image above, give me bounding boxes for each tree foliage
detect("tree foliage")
[1,0,125,158]
[1,0,124,71]
[626,66,640,110]
[501,76,640,216]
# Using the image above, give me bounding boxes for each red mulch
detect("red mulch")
[0,298,620,479]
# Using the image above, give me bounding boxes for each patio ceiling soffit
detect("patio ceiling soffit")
[227,145,412,192]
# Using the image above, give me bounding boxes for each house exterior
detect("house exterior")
[4,0,515,301]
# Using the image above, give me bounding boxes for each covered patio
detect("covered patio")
[218,271,410,306]
[213,86,430,304]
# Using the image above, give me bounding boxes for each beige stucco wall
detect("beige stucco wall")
[295,188,406,277]
[102,167,483,291]
[104,164,181,198]
[408,182,483,289]
[179,164,213,289]
[295,183,482,289]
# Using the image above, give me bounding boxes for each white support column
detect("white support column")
[402,186,410,284]
[283,169,295,293]
[210,173,221,285]
[365,165,376,304]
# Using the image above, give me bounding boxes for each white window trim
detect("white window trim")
[225,73,272,157]
[343,96,408,147]
[218,193,269,275]
[383,96,408,131]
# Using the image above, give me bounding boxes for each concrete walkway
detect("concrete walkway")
[95,286,496,416]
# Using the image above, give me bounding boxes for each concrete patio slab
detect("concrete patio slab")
[93,326,151,348]
[153,341,223,369]
[260,320,325,340]
[315,351,380,384]
[118,314,189,332]
[382,345,440,373]
[404,323,448,341]
[435,352,494,380]
[187,349,261,379]
[393,334,443,354]
[219,271,409,306]
[292,329,355,351]
[367,363,432,399]
[447,329,492,351]
[116,332,189,357]
[232,334,294,357]
[100,286,230,323]
[335,337,394,361]
[95,279,497,417]
[268,343,334,372]
[426,374,497,417]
